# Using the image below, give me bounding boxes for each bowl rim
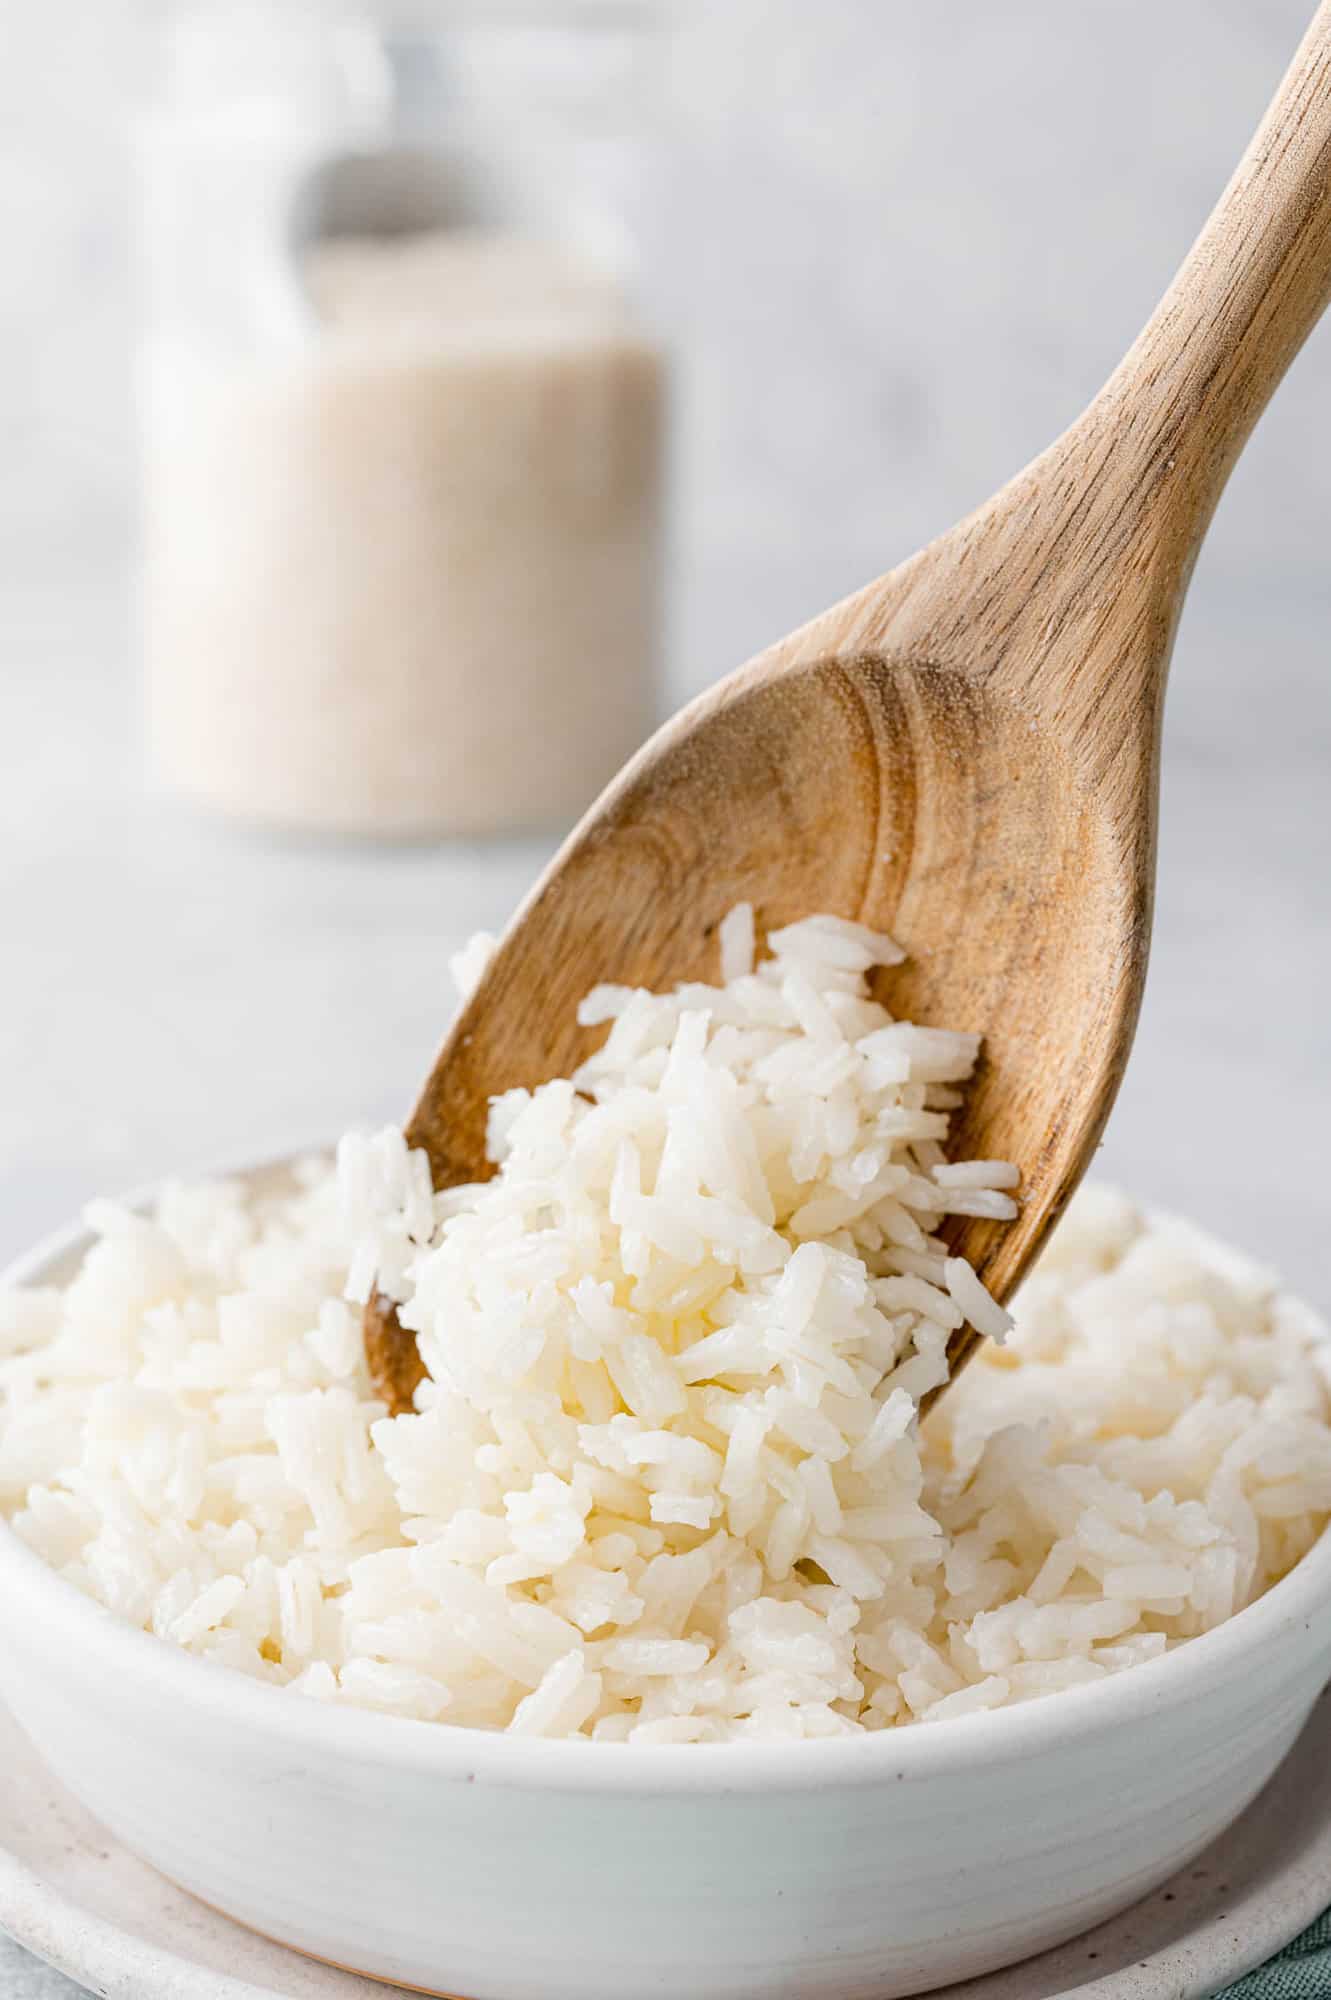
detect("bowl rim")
[3,1172,1331,1796]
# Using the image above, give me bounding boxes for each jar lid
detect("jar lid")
[152,5,390,125]
[147,1,678,135]
[368,2,676,20]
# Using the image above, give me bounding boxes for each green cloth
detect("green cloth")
[1219,1911,1331,1998]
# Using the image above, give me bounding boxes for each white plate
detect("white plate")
[2,1689,1329,2000]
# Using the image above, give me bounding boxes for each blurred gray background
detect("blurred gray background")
[1,3,1330,1993]
[4,0,1329,1246]
[2,0,1328,1240]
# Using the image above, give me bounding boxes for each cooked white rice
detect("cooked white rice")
[2,911,1329,1741]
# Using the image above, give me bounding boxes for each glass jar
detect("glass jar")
[139,2,668,838]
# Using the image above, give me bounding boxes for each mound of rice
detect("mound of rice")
[3,911,1330,1741]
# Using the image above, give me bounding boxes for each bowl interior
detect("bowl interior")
[2,1156,1331,1794]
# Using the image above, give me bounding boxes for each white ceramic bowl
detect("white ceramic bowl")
[3,1191,1331,2000]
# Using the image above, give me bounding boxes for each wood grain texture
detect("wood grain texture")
[369,3,1331,1414]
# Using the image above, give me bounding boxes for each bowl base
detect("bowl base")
[4,1691,1331,2000]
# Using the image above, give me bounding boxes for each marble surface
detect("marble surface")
[0,1954,69,2000]
[4,4,1331,1993]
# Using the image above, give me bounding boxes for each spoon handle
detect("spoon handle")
[922,1,1331,743]
[1101,0,1331,554]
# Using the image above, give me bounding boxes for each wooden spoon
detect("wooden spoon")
[368,5,1331,1415]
